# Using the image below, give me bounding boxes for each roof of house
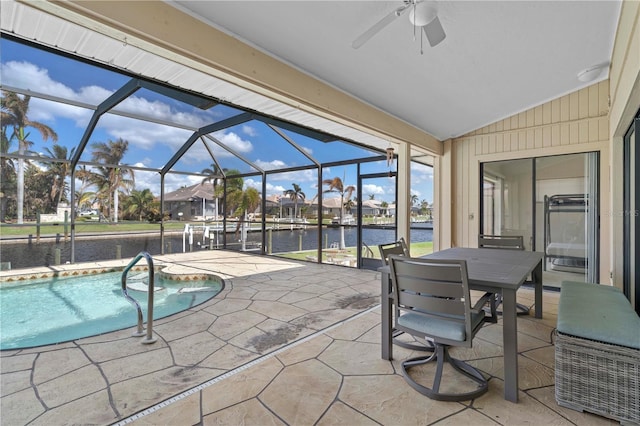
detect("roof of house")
[163,182,215,202]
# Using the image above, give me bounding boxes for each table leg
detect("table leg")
[381,271,392,360]
[533,260,543,319]
[502,288,519,403]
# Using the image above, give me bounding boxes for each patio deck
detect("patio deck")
[0,251,616,425]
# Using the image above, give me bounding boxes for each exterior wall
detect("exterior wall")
[609,1,640,289]
[446,81,611,283]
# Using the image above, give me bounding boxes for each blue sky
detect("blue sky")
[1,38,433,204]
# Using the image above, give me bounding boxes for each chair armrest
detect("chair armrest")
[471,292,495,314]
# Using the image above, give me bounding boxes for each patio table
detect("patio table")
[380,247,544,403]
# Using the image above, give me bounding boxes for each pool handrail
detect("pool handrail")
[121,251,157,344]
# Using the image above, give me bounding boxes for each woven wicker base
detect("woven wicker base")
[555,332,640,424]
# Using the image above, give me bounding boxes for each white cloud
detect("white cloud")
[99,114,193,151]
[242,125,257,137]
[363,183,385,196]
[411,163,434,184]
[254,159,287,170]
[2,61,76,99]
[211,131,253,153]
[242,179,293,197]
[2,60,241,157]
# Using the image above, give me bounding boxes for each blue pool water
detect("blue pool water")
[0,271,223,350]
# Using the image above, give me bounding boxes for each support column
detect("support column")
[397,142,411,244]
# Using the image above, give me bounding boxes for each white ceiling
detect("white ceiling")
[170,0,621,140]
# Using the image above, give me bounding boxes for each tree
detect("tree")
[322,175,356,249]
[75,165,96,212]
[229,185,261,250]
[40,145,75,209]
[410,194,418,206]
[24,163,56,217]
[218,169,243,217]
[234,187,261,219]
[0,126,16,222]
[201,163,223,220]
[344,198,355,213]
[89,138,134,222]
[124,188,155,221]
[1,91,58,223]
[283,183,305,219]
[381,201,389,216]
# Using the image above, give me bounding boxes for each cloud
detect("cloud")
[411,163,434,184]
[2,60,235,155]
[99,114,193,151]
[243,179,288,197]
[211,130,253,154]
[254,159,287,170]
[242,125,258,137]
[363,183,385,196]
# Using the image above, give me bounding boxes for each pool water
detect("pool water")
[0,271,223,350]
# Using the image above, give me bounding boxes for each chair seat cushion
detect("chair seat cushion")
[398,310,485,342]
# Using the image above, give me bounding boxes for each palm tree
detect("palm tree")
[1,91,58,223]
[283,183,305,219]
[75,165,95,212]
[0,126,16,222]
[323,175,356,249]
[201,163,223,220]
[410,194,418,206]
[216,169,243,217]
[89,138,134,222]
[381,201,389,217]
[41,145,75,209]
[125,188,155,221]
[229,185,261,250]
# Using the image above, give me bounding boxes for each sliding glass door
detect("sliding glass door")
[481,152,599,288]
[481,159,533,249]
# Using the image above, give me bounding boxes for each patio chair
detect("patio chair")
[379,238,432,352]
[378,238,410,264]
[388,255,490,401]
[478,234,530,317]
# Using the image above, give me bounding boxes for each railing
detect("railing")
[121,251,157,344]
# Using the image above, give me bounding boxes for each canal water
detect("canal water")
[0,225,432,269]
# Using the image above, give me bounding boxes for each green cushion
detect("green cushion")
[558,281,640,350]
[398,310,485,343]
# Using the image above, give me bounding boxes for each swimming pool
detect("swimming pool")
[0,269,224,350]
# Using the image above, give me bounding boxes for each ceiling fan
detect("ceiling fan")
[352,0,446,51]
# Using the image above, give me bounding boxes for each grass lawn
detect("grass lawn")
[0,221,187,237]
[275,241,434,262]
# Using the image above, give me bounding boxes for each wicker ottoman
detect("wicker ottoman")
[555,281,640,424]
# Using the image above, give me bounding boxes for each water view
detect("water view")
[1,225,433,269]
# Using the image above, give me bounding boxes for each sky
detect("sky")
[1,37,433,205]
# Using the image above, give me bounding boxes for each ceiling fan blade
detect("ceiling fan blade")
[352,4,410,49]
[423,15,446,47]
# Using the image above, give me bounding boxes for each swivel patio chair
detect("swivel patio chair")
[378,238,410,264]
[388,255,491,401]
[379,238,432,352]
[478,234,530,318]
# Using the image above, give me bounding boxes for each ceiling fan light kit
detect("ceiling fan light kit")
[352,0,446,51]
[409,2,436,27]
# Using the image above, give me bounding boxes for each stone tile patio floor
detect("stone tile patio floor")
[0,250,616,425]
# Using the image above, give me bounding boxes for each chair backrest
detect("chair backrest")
[478,234,524,250]
[388,255,474,346]
[378,238,410,266]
